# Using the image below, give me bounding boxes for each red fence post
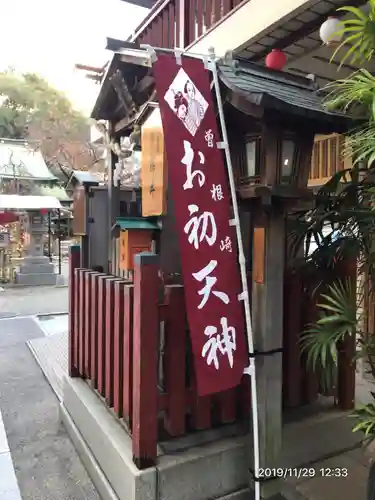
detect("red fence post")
[97,275,108,396]
[105,278,122,408]
[123,285,134,426]
[113,280,126,417]
[163,285,186,436]
[69,245,81,377]
[74,268,82,375]
[84,271,95,378]
[132,252,159,469]
[90,273,101,388]
[78,269,86,376]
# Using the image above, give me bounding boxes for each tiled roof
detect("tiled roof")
[0,139,56,181]
[218,61,351,125]
[115,217,159,231]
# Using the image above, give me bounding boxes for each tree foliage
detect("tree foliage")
[0,69,99,171]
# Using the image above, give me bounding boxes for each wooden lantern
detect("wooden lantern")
[117,217,159,271]
[141,107,168,217]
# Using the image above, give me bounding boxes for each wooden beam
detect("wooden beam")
[250,0,364,63]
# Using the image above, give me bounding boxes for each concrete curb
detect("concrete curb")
[60,404,120,500]
[0,283,68,289]
[0,410,22,500]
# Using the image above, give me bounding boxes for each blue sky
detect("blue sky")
[0,0,148,114]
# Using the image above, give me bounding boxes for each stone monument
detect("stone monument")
[16,209,57,286]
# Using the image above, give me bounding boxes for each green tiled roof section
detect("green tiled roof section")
[36,184,72,202]
[217,62,349,119]
[115,217,160,230]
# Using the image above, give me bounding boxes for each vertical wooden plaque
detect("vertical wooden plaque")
[141,109,167,217]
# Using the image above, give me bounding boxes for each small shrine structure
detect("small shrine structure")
[63,46,356,500]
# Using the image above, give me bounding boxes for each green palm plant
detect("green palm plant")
[295,0,375,443]
[331,0,375,67]
[301,279,357,392]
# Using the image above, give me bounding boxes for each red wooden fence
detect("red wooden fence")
[69,246,356,470]
[132,0,246,50]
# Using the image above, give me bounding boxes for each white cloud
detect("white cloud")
[0,0,149,115]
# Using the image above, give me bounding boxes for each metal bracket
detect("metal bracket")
[174,49,183,65]
[139,44,158,63]
[243,362,255,377]
[229,218,237,226]
[88,217,95,224]
[216,141,227,149]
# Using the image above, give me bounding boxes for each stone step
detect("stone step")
[15,273,57,286]
[19,264,55,275]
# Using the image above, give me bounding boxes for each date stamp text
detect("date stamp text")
[257,467,348,480]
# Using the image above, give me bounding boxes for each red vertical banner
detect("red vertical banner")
[153,53,247,396]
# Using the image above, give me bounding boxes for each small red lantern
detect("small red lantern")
[40,208,48,215]
[265,49,287,71]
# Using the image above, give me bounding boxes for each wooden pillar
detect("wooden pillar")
[252,210,285,498]
[132,252,159,469]
[107,122,119,274]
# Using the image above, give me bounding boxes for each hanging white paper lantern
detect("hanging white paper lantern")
[319,17,343,45]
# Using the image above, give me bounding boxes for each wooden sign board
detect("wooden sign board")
[141,108,167,217]
[253,227,265,284]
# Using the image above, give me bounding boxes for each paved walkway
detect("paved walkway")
[0,286,68,317]
[0,287,99,500]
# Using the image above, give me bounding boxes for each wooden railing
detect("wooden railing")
[308,134,348,187]
[69,244,355,468]
[131,0,246,49]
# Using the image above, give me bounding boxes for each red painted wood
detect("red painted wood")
[192,395,211,429]
[168,2,175,48]
[78,269,86,376]
[123,285,134,425]
[97,275,107,396]
[153,15,162,46]
[301,285,319,404]
[74,268,81,374]
[205,0,212,29]
[84,272,94,378]
[163,285,186,436]
[196,0,203,37]
[188,0,195,46]
[114,281,126,417]
[283,272,302,407]
[213,0,221,24]
[188,359,211,429]
[90,274,100,388]
[222,0,232,16]
[132,254,159,469]
[161,9,167,47]
[240,375,251,418]
[68,246,80,377]
[105,278,118,407]
[175,0,180,48]
[217,388,237,424]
